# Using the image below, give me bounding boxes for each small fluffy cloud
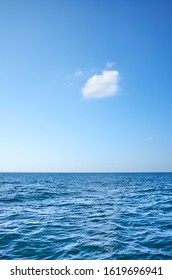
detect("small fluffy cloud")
[82,70,120,98]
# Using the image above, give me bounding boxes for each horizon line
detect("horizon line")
[0,171,172,174]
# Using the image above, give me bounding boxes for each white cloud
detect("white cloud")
[82,70,120,98]
[74,68,83,76]
[105,61,115,69]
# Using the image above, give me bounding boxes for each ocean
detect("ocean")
[0,172,171,260]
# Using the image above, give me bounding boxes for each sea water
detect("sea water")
[0,172,171,259]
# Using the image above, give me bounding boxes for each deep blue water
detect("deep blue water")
[0,172,172,260]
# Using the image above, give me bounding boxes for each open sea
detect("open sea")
[0,172,172,260]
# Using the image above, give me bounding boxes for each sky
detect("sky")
[0,0,172,172]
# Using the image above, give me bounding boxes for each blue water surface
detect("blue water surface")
[0,172,172,259]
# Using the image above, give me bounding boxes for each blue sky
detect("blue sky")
[0,0,172,172]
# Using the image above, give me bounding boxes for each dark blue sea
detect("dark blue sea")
[0,172,172,260]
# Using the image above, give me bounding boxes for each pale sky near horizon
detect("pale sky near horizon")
[0,0,172,172]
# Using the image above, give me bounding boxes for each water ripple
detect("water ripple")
[0,172,172,259]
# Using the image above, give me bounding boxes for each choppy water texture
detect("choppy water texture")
[0,172,172,259]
